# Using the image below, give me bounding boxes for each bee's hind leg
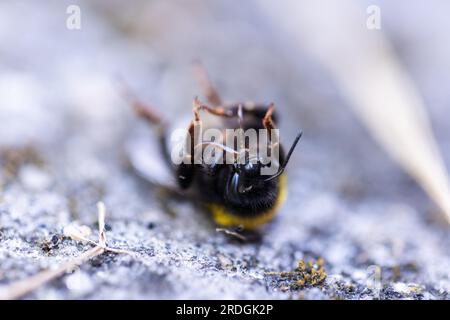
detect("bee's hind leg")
[117,77,172,162]
[192,61,223,106]
[117,77,163,126]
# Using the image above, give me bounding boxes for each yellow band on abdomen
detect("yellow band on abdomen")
[207,174,287,230]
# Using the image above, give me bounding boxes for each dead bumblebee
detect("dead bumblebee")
[123,65,302,230]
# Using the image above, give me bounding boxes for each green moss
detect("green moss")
[266,258,327,290]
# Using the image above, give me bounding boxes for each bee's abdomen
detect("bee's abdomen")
[208,175,287,229]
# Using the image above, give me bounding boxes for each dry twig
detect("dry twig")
[0,202,133,300]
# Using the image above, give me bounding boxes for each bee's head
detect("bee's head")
[223,131,303,206]
[224,158,277,205]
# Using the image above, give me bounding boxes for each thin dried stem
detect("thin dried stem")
[97,202,106,247]
[0,246,104,300]
[0,202,135,300]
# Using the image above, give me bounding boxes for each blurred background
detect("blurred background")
[0,0,449,299]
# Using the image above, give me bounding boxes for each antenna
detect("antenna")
[264,131,303,181]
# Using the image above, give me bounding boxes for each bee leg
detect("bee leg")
[131,100,163,126]
[262,103,285,164]
[263,103,280,144]
[196,104,235,118]
[216,227,247,242]
[175,98,204,189]
[176,165,194,189]
[117,77,163,126]
[216,226,263,243]
[193,61,223,106]
[117,77,180,178]
[262,103,276,131]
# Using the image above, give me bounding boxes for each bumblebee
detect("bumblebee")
[123,65,302,230]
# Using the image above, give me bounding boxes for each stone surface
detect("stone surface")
[0,1,449,300]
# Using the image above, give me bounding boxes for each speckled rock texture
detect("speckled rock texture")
[0,1,449,299]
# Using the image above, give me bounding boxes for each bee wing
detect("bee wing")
[125,125,177,189]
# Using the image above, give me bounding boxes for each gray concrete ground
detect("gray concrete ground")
[0,1,449,299]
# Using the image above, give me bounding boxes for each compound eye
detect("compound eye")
[244,161,261,176]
